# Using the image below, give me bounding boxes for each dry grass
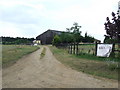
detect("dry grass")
[2,45,39,68]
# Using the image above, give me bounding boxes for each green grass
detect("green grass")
[76,53,119,62]
[2,45,39,68]
[40,47,46,59]
[49,46,119,80]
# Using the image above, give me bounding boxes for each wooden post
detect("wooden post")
[68,44,70,53]
[76,42,79,55]
[110,43,115,58]
[95,42,98,56]
[118,43,120,59]
[71,43,72,54]
[73,42,75,54]
[69,44,70,54]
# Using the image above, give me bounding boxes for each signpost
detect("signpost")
[96,44,113,57]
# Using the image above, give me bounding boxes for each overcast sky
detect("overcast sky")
[0,0,119,42]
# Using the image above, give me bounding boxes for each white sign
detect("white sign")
[97,44,113,57]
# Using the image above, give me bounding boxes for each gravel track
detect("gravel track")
[2,46,118,88]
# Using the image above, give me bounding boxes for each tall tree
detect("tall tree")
[66,22,82,43]
[104,11,120,43]
[67,22,82,55]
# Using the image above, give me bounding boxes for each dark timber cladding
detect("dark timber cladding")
[36,29,62,45]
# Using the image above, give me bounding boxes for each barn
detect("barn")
[36,29,62,45]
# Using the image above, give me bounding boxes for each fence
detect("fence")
[67,43,95,55]
[59,43,120,58]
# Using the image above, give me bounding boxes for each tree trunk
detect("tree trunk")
[73,43,75,54]
[110,43,115,58]
[70,43,72,54]
[76,42,79,55]
[68,44,70,54]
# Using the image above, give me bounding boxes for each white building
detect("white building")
[33,40,41,45]
[118,1,120,16]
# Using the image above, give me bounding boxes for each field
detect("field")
[2,45,39,68]
[78,44,95,55]
[49,46,119,80]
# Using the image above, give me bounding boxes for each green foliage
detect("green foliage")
[52,22,96,47]
[58,23,95,44]
[52,35,61,46]
[83,32,95,43]
[1,36,34,45]
[104,37,119,43]
[60,32,74,43]
[59,31,95,44]
[69,22,82,43]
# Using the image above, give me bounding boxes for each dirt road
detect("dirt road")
[2,46,118,88]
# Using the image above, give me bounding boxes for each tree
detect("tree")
[52,35,61,46]
[66,22,82,42]
[60,32,74,43]
[1,36,34,45]
[104,11,120,58]
[70,22,82,43]
[67,22,82,55]
[104,11,120,43]
[83,32,95,43]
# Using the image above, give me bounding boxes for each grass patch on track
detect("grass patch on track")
[49,46,119,80]
[40,47,46,59]
[2,45,39,68]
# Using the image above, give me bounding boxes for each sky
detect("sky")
[0,0,119,42]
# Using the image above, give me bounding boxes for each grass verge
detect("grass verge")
[49,46,119,80]
[40,47,46,59]
[2,45,39,68]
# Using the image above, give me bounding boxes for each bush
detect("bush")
[52,35,61,46]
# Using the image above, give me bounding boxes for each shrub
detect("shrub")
[52,35,61,46]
